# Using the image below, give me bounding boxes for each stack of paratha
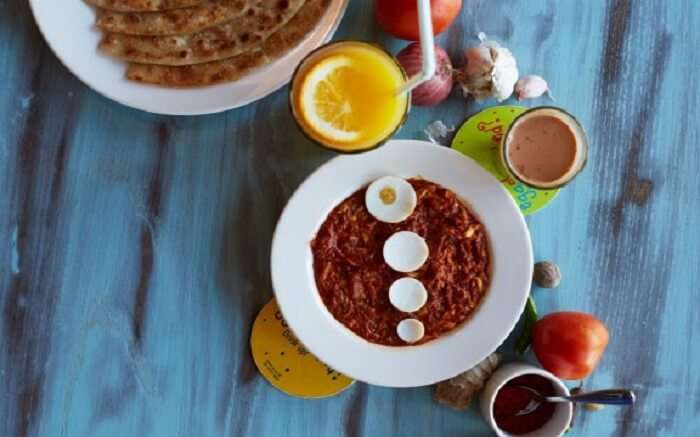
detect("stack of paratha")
[86,0,331,87]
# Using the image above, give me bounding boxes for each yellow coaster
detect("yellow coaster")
[250,299,354,398]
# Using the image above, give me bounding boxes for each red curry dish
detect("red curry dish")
[311,179,491,346]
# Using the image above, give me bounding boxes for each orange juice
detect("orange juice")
[290,41,409,152]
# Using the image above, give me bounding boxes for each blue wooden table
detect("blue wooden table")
[2,0,699,435]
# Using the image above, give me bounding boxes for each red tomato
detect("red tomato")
[532,312,609,380]
[376,0,463,41]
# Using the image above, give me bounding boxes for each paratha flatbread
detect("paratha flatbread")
[100,0,306,66]
[85,0,204,12]
[96,0,249,36]
[126,0,330,87]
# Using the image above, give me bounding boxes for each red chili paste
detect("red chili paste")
[493,374,557,435]
[311,179,490,346]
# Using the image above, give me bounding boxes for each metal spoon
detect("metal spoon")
[515,386,636,416]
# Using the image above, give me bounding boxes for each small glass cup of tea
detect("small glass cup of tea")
[500,106,589,189]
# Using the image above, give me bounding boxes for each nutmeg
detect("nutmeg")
[533,261,561,288]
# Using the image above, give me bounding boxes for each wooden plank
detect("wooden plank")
[0,0,699,436]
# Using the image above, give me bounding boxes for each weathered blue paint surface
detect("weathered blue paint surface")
[1,0,699,436]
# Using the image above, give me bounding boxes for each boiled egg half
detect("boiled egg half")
[396,319,425,343]
[389,277,428,313]
[383,231,429,272]
[365,176,417,223]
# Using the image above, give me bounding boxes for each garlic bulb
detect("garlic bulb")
[515,75,550,100]
[463,46,494,80]
[489,48,519,101]
[457,34,519,102]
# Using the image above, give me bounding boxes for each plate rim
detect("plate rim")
[271,140,533,387]
[28,0,349,115]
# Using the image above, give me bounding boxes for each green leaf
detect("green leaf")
[514,296,539,354]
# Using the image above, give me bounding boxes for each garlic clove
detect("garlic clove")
[515,75,550,100]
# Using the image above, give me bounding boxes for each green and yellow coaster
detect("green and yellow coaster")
[250,299,354,399]
[451,105,558,215]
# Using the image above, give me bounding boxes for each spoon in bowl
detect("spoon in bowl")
[515,386,636,416]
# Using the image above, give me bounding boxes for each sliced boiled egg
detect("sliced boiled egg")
[397,319,425,343]
[389,278,428,313]
[365,176,417,223]
[383,231,429,272]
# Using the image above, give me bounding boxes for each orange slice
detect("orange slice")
[297,55,363,143]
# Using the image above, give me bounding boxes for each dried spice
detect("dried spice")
[533,261,561,288]
[434,353,500,410]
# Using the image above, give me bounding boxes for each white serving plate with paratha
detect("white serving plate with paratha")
[29,0,348,115]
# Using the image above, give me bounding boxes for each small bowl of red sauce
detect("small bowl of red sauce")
[481,363,573,436]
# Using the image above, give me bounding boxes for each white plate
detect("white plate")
[28,0,348,115]
[271,140,533,387]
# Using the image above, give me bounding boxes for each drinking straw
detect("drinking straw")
[396,0,437,95]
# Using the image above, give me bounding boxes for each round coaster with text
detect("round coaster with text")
[451,105,558,215]
[250,299,354,398]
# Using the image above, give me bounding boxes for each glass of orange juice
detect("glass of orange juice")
[289,41,410,153]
